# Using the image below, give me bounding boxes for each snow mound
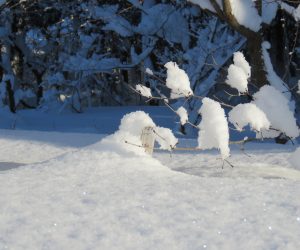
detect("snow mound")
[100,111,177,155]
[198,98,230,159]
[136,84,152,98]
[254,85,299,138]
[176,107,188,125]
[226,52,250,93]
[228,103,270,132]
[290,147,300,169]
[164,62,193,99]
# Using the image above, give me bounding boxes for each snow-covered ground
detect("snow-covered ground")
[0,107,299,250]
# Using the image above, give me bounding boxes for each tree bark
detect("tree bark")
[246,33,268,88]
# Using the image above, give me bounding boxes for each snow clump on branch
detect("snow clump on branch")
[226,52,250,93]
[164,62,193,99]
[254,85,299,138]
[198,98,230,159]
[228,103,270,132]
[136,84,152,98]
[154,127,178,151]
[176,107,188,125]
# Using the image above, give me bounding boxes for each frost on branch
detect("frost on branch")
[226,52,250,93]
[228,103,270,132]
[198,98,230,159]
[254,85,299,138]
[176,107,188,125]
[164,62,193,99]
[136,84,152,98]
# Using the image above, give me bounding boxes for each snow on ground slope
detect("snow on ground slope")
[0,129,300,250]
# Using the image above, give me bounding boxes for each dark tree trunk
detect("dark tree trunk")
[247,34,268,88]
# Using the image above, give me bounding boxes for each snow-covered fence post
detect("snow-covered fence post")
[140,126,155,155]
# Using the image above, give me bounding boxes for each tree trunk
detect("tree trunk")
[247,34,268,88]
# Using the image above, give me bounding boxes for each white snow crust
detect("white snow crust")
[228,103,270,132]
[165,62,193,99]
[198,98,230,159]
[254,85,299,138]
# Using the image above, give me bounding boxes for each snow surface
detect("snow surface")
[0,106,300,249]
[254,85,299,138]
[228,103,270,132]
[290,147,300,169]
[165,62,193,99]
[198,98,230,159]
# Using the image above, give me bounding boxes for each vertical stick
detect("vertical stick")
[140,126,155,155]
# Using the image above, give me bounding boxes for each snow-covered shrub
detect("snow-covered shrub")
[154,127,178,150]
[228,103,270,132]
[253,85,299,138]
[198,98,230,159]
[290,148,300,169]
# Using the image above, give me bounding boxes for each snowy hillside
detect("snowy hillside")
[0,108,299,250]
